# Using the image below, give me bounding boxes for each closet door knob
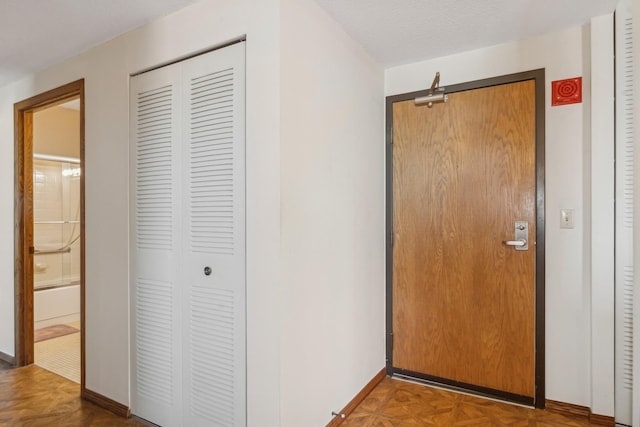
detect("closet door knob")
[204,266,212,276]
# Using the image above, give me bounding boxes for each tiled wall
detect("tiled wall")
[33,159,81,289]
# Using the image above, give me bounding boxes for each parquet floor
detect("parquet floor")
[0,362,615,426]
[0,364,152,426]
[341,377,608,426]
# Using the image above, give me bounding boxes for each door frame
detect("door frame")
[385,69,546,407]
[14,79,85,388]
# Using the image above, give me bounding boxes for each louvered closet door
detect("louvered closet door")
[181,43,246,427]
[131,42,246,427]
[130,66,184,426]
[615,1,634,424]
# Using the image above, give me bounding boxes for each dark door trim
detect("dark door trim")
[385,69,546,408]
[14,79,86,389]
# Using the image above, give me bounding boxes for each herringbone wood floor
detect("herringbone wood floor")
[0,364,151,426]
[341,377,608,426]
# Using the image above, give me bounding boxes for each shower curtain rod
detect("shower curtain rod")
[33,153,80,164]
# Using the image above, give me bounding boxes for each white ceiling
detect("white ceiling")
[314,0,618,66]
[0,0,619,88]
[0,0,200,87]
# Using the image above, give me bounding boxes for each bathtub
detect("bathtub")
[34,284,80,329]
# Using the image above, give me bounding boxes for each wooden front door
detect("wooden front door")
[387,71,544,406]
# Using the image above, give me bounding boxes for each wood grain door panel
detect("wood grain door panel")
[391,80,536,398]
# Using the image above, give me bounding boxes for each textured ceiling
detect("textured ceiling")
[0,0,200,87]
[0,0,619,89]
[313,0,618,66]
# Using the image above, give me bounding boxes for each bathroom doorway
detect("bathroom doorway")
[14,80,85,388]
[32,98,81,382]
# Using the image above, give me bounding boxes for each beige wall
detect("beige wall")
[33,105,80,159]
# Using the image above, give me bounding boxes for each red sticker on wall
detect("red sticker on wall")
[552,77,582,106]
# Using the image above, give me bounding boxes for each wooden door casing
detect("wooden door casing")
[387,72,545,406]
[14,80,85,382]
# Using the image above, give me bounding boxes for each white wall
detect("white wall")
[279,0,385,425]
[0,0,282,424]
[386,20,614,413]
[588,15,615,417]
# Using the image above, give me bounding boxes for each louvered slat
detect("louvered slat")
[623,266,634,390]
[190,287,235,424]
[135,279,174,404]
[623,16,635,230]
[135,86,173,250]
[189,68,235,255]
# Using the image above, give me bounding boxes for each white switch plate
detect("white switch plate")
[560,209,574,229]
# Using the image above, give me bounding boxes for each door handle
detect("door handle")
[504,221,529,251]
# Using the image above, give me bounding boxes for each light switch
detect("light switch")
[560,209,574,229]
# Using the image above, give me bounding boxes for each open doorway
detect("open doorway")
[14,80,85,388]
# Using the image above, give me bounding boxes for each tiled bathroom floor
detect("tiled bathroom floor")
[34,322,80,383]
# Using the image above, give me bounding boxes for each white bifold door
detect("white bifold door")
[130,42,246,427]
[615,1,634,425]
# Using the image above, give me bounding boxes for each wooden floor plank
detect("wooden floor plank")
[0,365,152,426]
[339,377,605,426]
[1,364,613,426]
